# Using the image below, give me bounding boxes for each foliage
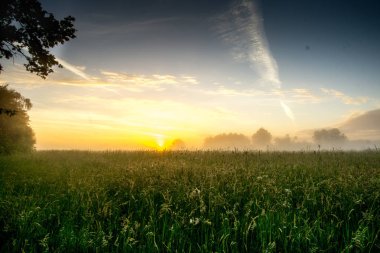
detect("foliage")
[169,139,186,150]
[204,133,250,149]
[313,128,347,145]
[0,150,379,252]
[0,85,35,153]
[0,0,76,78]
[252,128,272,148]
[274,134,293,146]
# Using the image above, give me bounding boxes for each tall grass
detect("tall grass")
[0,150,379,252]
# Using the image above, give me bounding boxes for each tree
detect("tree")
[169,139,186,150]
[313,128,347,145]
[0,0,76,78]
[204,133,250,150]
[273,135,308,151]
[252,128,272,148]
[0,85,35,153]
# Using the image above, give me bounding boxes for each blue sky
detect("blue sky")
[1,0,380,149]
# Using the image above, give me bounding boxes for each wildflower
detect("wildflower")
[203,219,212,226]
[189,188,201,199]
[189,217,200,225]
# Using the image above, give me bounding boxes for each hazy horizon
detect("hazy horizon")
[1,0,380,150]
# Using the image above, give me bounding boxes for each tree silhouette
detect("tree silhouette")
[274,134,293,147]
[0,0,76,115]
[170,139,186,150]
[0,85,35,154]
[0,0,76,78]
[204,133,250,150]
[252,128,272,148]
[313,128,347,145]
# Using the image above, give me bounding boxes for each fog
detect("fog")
[199,127,380,151]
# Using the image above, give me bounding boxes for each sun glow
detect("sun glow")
[155,134,167,151]
[139,134,171,151]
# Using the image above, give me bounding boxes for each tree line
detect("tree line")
[203,127,348,150]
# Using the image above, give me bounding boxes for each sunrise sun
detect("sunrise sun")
[155,134,167,151]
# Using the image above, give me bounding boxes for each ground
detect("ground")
[0,150,379,252]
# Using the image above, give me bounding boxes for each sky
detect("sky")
[1,0,380,150]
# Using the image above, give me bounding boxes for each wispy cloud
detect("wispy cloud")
[56,57,92,81]
[291,89,321,103]
[280,101,295,122]
[216,0,298,123]
[200,85,321,104]
[1,59,199,92]
[100,71,198,91]
[181,76,199,85]
[321,88,368,105]
[217,0,280,87]
[101,71,176,91]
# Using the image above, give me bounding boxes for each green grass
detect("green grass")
[0,150,379,252]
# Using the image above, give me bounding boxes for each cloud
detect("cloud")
[215,0,299,123]
[340,109,380,133]
[202,86,265,97]
[290,88,321,103]
[181,76,199,85]
[100,71,175,91]
[100,71,198,91]
[200,85,321,104]
[321,88,368,105]
[1,59,198,92]
[217,0,280,87]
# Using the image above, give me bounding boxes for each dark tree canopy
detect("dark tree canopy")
[0,85,35,153]
[0,0,76,78]
[252,128,272,147]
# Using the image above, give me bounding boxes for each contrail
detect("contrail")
[56,57,91,81]
[220,0,295,122]
[280,100,295,122]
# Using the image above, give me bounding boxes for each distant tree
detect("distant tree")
[0,85,35,153]
[252,128,272,148]
[170,139,186,150]
[0,0,76,78]
[274,134,292,147]
[274,135,306,151]
[204,133,250,150]
[313,128,347,145]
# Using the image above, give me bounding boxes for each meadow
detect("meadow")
[0,150,379,252]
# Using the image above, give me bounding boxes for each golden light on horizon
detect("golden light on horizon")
[156,135,164,147]
[136,134,172,151]
[154,134,170,151]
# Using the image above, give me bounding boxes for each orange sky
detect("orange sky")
[1,0,380,150]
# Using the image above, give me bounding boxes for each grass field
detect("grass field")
[0,150,379,252]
